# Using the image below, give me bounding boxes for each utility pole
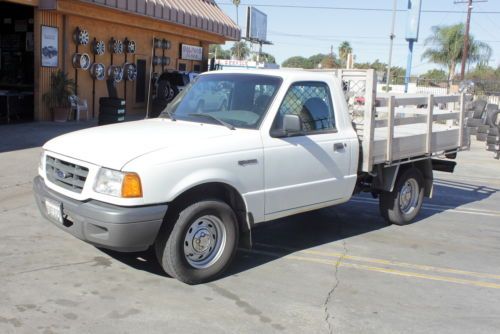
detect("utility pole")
[460,0,472,80]
[455,0,487,80]
[233,0,240,25]
[233,0,241,59]
[385,0,397,91]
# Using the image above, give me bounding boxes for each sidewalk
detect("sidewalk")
[0,121,97,153]
[0,115,146,153]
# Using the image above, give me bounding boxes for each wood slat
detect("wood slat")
[386,95,395,162]
[426,95,434,154]
[361,70,376,172]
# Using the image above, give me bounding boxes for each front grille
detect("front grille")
[46,156,89,193]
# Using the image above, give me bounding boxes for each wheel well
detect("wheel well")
[169,183,251,245]
[393,161,433,198]
[370,159,433,197]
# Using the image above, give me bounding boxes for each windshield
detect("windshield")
[160,73,282,129]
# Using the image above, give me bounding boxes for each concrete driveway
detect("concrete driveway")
[1,122,499,333]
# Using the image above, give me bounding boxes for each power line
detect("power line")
[217,2,500,14]
[267,31,500,44]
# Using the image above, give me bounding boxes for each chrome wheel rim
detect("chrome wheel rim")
[399,178,419,215]
[183,215,226,269]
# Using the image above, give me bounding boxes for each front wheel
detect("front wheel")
[155,200,239,284]
[379,168,425,225]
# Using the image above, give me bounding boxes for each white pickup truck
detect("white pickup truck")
[34,69,469,284]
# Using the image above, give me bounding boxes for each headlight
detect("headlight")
[38,151,46,173]
[94,168,142,198]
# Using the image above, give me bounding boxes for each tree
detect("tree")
[308,53,328,68]
[252,52,276,64]
[338,41,353,67]
[320,57,338,69]
[282,54,340,69]
[230,41,250,60]
[209,44,231,59]
[282,56,311,69]
[420,69,447,81]
[354,60,405,83]
[465,65,500,95]
[421,23,492,85]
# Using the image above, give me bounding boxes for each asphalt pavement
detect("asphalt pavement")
[1,121,499,334]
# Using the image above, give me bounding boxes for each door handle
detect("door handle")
[334,143,346,152]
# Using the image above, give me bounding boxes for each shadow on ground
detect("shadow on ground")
[0,121,97,153]
[100,178,498,281]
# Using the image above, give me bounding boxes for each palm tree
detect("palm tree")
[230,41,250,60]
[422,23,491,86]
[338,41,353,67]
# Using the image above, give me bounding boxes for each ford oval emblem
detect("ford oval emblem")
[56,169,68,179]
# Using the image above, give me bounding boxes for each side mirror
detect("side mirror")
[271,114,302,138]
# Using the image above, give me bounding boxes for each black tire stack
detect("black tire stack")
[98,97,126,126]
[465,99,486,136]
[484,104,500,159]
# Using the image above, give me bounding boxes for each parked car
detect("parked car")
[42,46,57,59]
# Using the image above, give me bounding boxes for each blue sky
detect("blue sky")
[216,0,500,74]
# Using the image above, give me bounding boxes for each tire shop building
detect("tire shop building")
[0,0,240,123]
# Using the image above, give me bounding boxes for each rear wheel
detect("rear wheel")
[155,200,239,284]
[379,168,425,225]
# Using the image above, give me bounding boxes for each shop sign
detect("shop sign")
[181,44,203,61]
[41,26,58,67]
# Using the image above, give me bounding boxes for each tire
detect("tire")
[487,135,499,145]
[99,106,126,115]
[157,79,178,103]
[486,110,500,127]
[155,200,239,285]
[487,144,499,152]
[472,109,484,119]
[477,125,490,133]
[469,127,478,135]
[466,118,482,127]
[476,133,487,142]
[379,168,425,226]
[488,127,499,136]
[99,97,125,108]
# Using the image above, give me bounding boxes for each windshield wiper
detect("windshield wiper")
[164,109,176,121]
[187,113,235,130]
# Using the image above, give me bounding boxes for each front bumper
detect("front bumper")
[33,176,168,252]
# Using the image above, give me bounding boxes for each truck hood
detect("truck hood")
[43,119,233,170]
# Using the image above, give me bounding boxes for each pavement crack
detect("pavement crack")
[6,260,96,277]
[0,181,33,190]
[323,240,348,334]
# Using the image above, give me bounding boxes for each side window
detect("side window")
[275,82,336,133]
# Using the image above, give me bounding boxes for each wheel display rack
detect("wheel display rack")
[71,27,138,120]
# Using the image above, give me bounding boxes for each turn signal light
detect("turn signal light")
[121,173,143,198]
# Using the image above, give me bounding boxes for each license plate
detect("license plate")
[45,199,63,224]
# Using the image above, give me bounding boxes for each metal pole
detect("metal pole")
[258,42,262,63]
[404,40,414,93]
[460,0,473,80]
[146,36,155,119]
[236,5,239,25]
[385,0,397,91]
